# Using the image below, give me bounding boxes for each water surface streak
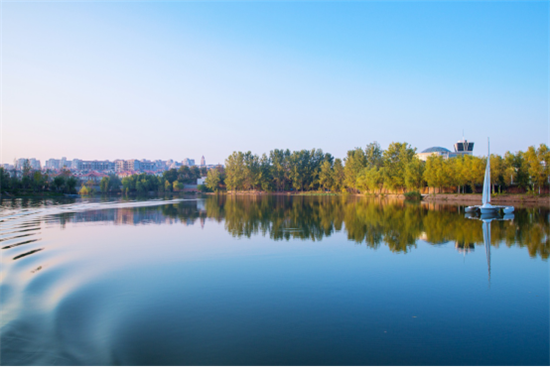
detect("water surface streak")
[0,196,548,365]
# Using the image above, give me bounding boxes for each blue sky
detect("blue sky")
[3,1,548,165]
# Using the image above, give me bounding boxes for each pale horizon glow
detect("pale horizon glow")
[2,1,549,165]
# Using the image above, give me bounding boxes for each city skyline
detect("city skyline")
[3,1,548,165]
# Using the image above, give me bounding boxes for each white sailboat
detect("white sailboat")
[465,139,514,214]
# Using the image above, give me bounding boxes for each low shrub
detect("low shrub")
[404,191,422,201]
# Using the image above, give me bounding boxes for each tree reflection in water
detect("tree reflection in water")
[41,196,548,259]
[204,195,549,259]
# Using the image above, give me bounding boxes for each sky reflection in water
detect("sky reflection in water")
[0,196,548,365]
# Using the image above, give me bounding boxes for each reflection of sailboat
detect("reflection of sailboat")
[466,202,514,284]
[465,139,514,215]
[482,217,492,284]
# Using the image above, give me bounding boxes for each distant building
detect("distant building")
[417,147,453,161]
[80,160,113,171]
[455,241,475,254]
[72,159,82,170]
[15,158,41,170]
[139,160,156,171]
[183,158,195,166]
[453,138,474,157]
[45,159,60,169]
[60,157,71,169]
[115,159,141,172]
[200,156,206,167]
[417,138,475,162]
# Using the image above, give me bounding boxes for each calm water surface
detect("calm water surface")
[0,196,548,365]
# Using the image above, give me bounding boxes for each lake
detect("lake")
[0,195,548,365]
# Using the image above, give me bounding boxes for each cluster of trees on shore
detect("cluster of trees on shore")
[0,166,79,195]
[99,165,206,194]
[0,163,207,196]
[205,142,550,195]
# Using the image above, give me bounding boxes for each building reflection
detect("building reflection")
[455,241,475,254]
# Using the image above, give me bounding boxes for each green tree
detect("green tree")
[165,179,172,192]
[270,149,290,192]
[173,180,184,191]
[525,144,549,194]
[332,159,345,192]
[225,151,246,191]
[66,177,78,194]
[319,160,333,192]
[52,176,66,193]
[404,157,424,191]
[490,154,505,194]
[365,141,383,168]
[205,168,222,192]
[382,142,416,192]
[258,154,273,192]
[100,177,110,193]
[344,148,366,193]
[243,151,260,190]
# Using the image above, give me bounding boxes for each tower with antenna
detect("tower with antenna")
[454,131,474,156]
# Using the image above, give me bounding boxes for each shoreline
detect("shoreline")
[215,191,550,206]
[4,191,549,207]
[421,193,550,206]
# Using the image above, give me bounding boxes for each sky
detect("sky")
[2,1,549,165]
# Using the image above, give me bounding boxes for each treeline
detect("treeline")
[0,167,78,195]
[205,142,550,195]
[116,165,207,194]
[1,163,208,196]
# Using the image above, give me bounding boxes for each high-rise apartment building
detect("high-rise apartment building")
[80,160,114,171]
[200,156,206,167]
[15,158,41,170]
[45,159,60,169]
[183,158,195,166]
[115,159,141,172]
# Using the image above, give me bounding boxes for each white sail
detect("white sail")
[465,138,514,214]
[482,139,491,206]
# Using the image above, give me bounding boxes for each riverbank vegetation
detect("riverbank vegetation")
[0,165,207,196]
[2,143,548,197]
[206,142,550,196]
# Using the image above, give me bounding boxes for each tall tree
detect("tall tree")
[383,142,416,192]
[344,148,367,193]
[258,154,273,192]
[332,159,345,192]
[270,149,290,192]
[319,160,333,192]
[243,151,260,190]
[365,141,383,168]
[225,151,246,191]
[205,168,222,192]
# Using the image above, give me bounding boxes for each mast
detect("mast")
[486,138,491,203]
[482,138,491,206]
